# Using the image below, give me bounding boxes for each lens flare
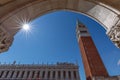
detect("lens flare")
[20,22,33,39]
[22,24,30,31]
[13,15,36,39]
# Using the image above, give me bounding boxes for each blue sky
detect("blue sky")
[0,11,120,80]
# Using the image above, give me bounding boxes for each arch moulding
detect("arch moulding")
[0,0,120,53]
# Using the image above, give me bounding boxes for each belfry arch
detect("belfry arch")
[0,0,120,53]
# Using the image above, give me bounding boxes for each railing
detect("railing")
[0,78,78,80]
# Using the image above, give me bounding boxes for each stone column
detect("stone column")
[55,70,58,80]
[34,71,38,79]
[38,70,41,79]
[66,70,69,80]
[61,70,63,80]
[1,71,7,78]
[45,70,48,79]
[40,70,43,79]
[50,70,53,80]
[76,71,80,80]
[28,71,33,79]
[71,71,74,80]
[0,71,2,78]
[12,71,17,78]
[18,71,23,78]
[7,71,12,78]
[37,71,40,79]
[23,71,28,79]
[59,70,62,80]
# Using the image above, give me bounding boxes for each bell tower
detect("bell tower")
[76,20,109,80]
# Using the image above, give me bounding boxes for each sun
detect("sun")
[22,24,30,31]
[14,16,35,39]
[20,23,33,39]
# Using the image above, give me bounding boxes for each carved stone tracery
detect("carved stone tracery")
[0,27,13,53]
[107,22,120,48]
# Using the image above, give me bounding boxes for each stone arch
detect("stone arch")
[0,0,120,53]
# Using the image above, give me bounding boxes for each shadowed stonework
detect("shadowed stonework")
[0,0,120,53]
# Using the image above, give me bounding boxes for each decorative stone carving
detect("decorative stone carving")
[107,22,120,48]
[0,27,13,53]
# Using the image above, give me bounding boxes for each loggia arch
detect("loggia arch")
[0,0,120,53]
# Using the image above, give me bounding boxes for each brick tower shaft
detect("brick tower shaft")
[76,20,109,80]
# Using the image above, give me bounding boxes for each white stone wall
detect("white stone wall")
[0,63,80,80]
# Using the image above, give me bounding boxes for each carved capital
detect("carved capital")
[107,22,120,48]
[0,26,13,53]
